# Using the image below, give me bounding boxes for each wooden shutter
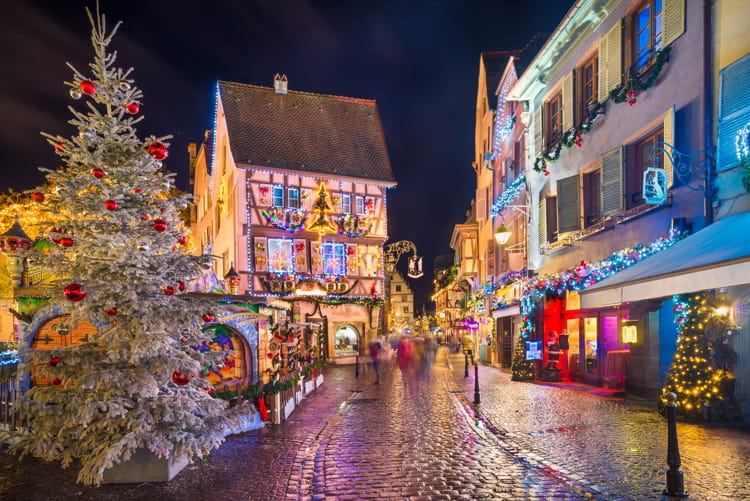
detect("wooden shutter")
[718,54,750,172]
[663,105,675,188]
[476,188,487,222]
[601,147,624,216]
[605,19,622,97]
[562,71,574,132]
[556,175,580,234]
[486,242,495,278]
[310,241,323,275]
[259,184,272,206]
[254,237,268,273]
[534,106,544,156]
[301,188,314,211]
[538,196,547,249]
[598,36,608,103]
[347,244,358,276]
[664,0,685,47]
[294,238,307,273]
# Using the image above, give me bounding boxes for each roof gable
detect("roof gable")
[217,80,395,184]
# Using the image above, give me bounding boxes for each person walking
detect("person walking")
[369,340,382,384]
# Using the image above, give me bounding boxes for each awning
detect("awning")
[581,211,750,309]
[492,305,520,318]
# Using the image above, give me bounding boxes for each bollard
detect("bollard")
[663,392,687,498]
[355,354,360,378]
[474,363,480,405]
[464,352,469,378]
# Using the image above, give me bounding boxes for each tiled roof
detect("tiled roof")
[218,81,396,184]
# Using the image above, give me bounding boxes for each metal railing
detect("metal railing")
[0,355,23,431]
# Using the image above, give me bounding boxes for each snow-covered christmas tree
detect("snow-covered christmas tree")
[2,6,253,485]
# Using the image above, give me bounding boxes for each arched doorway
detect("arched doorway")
[334,324,360,358]
[199,324,252,388]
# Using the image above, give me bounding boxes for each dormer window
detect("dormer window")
[288,188,300,209]
[272,186,284,207]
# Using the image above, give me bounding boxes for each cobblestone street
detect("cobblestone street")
[1,348,749,500]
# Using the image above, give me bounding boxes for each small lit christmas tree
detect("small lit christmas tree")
[661,292,741,421]
[511,295,536,381]
[1,7,253,485]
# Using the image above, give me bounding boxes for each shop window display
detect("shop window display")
[197,326,245,385]
[334,325,359,357]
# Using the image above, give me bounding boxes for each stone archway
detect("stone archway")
[333,324,361,359]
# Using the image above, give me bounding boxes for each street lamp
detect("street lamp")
[493,224,512,245]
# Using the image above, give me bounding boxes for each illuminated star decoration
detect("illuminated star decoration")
[307,182,336,240]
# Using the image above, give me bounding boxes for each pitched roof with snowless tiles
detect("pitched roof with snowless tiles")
[218,80,396,184]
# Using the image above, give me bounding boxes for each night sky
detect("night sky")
[0,0,573,308]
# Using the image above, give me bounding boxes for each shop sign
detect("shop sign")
[621,320,639,344]
[525,341,542,360]
[643,167,668,205]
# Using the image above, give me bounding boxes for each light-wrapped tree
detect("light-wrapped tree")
[2,7,253,485]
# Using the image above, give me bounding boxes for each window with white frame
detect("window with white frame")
[272,186,284,207]
[267,238,295,274]
[323,242,347,276]
[342,194,352,214]
[355,196,365,215]
[288,188,300,209]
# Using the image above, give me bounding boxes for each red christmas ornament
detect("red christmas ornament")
[58,237,74,248]
[178,281,185,292]
[152,219,167,232]
[203,388,213,396]
[178,236,187,245]
[55,142,65,153]
[133,188,143,194]
[172,371,189,386]
[32,193,45,202]
[91,168,105,179]
[104,200,117,211]
[147,142,168,161]
[164,286,175,296]
[125,102,140,114]
[628,98,637,106]
[64,283,86,302]
[51,378,63,386]
[202,314,213,322]
[106,308,118,316]
[267,353,274,359]
[140,214,149,221]
[79,80,96,95]
[49,357,61,367]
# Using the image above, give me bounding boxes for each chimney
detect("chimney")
[187,143,197,186]
[273,73,288,94]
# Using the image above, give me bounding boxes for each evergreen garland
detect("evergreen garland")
[609,46,672,104]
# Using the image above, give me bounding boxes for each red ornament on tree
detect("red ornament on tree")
[140,214,149,221]
[104,200,117,211]
[64,283,86,302]
[178,281,185,292]
[79,80,96,95]
[152,219,167,232]
[203,388,213,396]
[32,193,45,202]
[164,286,175,296]
[133,188,142,194]
[202,314,213,322]
[51,378,63,386]
[147,142,168,160]
[106,308,118,316]
[58,237,74,248]
[172,371,189,386]
[55,142,65,153]
[125,102,140,114]
[91,168,105,179]
[178,236,187,245]
[49,357,61,367]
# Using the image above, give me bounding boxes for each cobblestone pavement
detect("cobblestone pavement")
[447,352,750,501]
[2,349,747,500]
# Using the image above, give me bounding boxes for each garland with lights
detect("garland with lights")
[491,174,526,217]
[660,292,742,421]
[262,207,307,234]
[533,102,606,174]
[609,46,671,105]
[511,229,685,381]
[336,214,372,238]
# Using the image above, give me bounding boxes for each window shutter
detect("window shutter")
[534,106,544,156]
[718,54,750,172]
[486,242,495,278]
[605,19,622,97]
[663,105,675,188]
[562,71,574,132]
[476,188,487,222]
[294,238,307,273]
[347,244,359,276]
[598,37,608,103]
[664,0,685,47]
[301,188,314,211]
[556,174,580,233]
[310,241,323,275]
[538,196,547,249]
[259,184,272,206]
[601,146,624,216]
[254,237,268,273]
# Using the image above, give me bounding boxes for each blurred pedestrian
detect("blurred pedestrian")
[396,336,413,382]
[369,340,382,384]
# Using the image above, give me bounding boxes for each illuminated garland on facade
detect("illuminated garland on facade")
[262,207,308,234]
[336,214,372,238]
[491,174,526,217]
[511,229,686,380]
